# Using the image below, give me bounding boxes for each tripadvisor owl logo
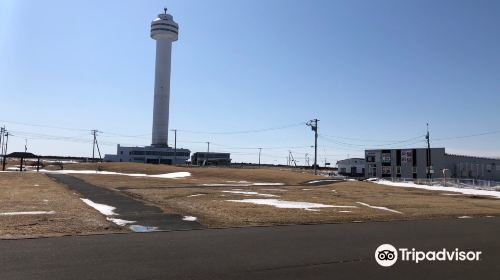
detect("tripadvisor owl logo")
[375,244,398,267]
[374,243,482,267]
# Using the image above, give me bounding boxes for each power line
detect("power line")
[0,120,89,132]
[209,142,312,150]
[319,134,425,147]
[433,129,500,141]
[176,122,305,135]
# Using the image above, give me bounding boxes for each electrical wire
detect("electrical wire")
[176,122,306,135]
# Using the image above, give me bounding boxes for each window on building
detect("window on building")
[382,166,391,175]
[396,166,401,175]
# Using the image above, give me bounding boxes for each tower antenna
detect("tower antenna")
[164,7,168,14]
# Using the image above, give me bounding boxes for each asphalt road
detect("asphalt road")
[47,174,203,231]
[1,218,499,280]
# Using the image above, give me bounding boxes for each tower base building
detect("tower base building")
[104,145,190,165]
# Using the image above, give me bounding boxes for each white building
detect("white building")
[104,145,189,165]
[337,158,366,177]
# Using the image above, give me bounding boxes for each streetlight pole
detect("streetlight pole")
[258,148,262,166]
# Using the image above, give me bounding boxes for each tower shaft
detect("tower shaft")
[152,40,172,146]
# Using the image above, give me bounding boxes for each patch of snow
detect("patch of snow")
[34,184,39,187]
[458,216,472,219]
[346,179,357,182]
[356,202,403,214]
[339,210,352,213]
[43,160,79,164]
[129,225,159,232]
[441,193,462,196]
[182,216,197,221]
[107,217,135,226]
[202,183,250,187]
[38,169,191,179]
[222,191,278,197]
[6,167,25,171]
[301,188,313,191]
[305,208,320,212]
[485,216,495,218]
[0,211,55,216]
[260,188,287,192]
[226,199,357,210]
[148,172,191,179]
[80,198,117,216]
[307,180,340,184]
[331,190,337,192]
[187,194,206,197]
[374,179,500,199]
[202,182,284,187]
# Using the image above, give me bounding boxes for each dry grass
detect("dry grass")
[65,163,500,228]
[0,172,125,239]
[65,162,322,188]
[119,182,500,227]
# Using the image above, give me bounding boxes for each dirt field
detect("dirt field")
[66,163,500,228]
[0,172,125,239]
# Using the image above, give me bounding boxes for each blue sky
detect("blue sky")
[1,0,499,164]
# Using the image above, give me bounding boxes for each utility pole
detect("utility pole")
[24,139,27,153]
[91,130,102,162]
[171,129,177,164]
[307,119,319,175]
[1,129,7,171]
[4,132,10,156]
[0,126,4,156]
[426,123,432,179]
[0,127,4,166]
[258,148,262,166]
[288,150,297,167]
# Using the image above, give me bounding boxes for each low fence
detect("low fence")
[386,177,500,191]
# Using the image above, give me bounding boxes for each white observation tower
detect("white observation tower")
[103,8,191,165]
[150,8,179,147]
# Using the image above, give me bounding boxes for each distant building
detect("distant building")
[104,145,190,165]
[365,148,500,181]
[191,152,231,166]
[337,158,365,177]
